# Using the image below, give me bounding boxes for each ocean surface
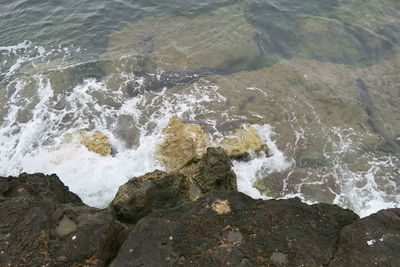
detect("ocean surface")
[0,0,399,217]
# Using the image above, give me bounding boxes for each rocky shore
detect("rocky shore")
[0,147,399,266]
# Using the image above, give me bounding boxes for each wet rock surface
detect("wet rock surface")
[0,173,128,267]
[220,126,267,159]
[110,147,237,224]
[162,55,400,206]
[156,115,209,171]
[80,130,112,156]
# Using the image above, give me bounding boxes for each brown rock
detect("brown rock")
[220,126,267,159]
[80,130,112,156]
[156,115,209,171]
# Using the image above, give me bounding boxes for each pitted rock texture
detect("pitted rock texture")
[0,173,128,267]
[110,147,237,224]
[329,208,400,267]
[110,191,359,267]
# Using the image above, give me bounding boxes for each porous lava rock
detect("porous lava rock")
[109,147,237,224]
[0,173,128,267]
[329,208,400,266]
[110,191,359,266]
[178,147,237,194]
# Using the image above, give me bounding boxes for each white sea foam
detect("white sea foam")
[21,133,163,207]
[0,40,32,52]
[233,124,294,200]
[0,41,399,216]
[0,67,232,207]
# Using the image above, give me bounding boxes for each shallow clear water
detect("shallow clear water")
[0,0,399,216]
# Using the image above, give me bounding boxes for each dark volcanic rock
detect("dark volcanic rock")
[110,191,359,267]
[109,147,237,224]
[109,170,192,224]
[179,147,238,193]
[330,208,400,267]
[0,172,83,205]
[0,173,128,267]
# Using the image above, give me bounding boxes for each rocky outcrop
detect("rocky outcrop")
[178,147,237,194]
[1,168,399,266]
[329,208,400,266]
[110,191,359,266]
[220,126,267,159]
[0,173,128,267]
[156,115,209,171]
[110,147,237,224]
[109,170,192,224]
[157,115,268,170]
[80,130,112,156]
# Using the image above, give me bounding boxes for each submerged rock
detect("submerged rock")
[110,147,237,224]
[0,173,128,267]
[295,16,383,64]
[110,191,359,266]
[164,55,400,204]
[102,2,260,74]
[80,130,112,156]
[220,125,267,159]
[156,115,209,171]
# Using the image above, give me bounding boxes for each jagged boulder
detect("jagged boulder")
[178,147,237,194]
[109,170,191,224]
[110,191,359,266]
[80,130,112,156]
[0,173,128,267]
[156,115,209,171]
[157,115,269,171]
[220,125,267,159]
[110,147,237,224]
[329,208,400,266]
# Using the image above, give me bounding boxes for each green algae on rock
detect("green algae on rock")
[296,0,400,65]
